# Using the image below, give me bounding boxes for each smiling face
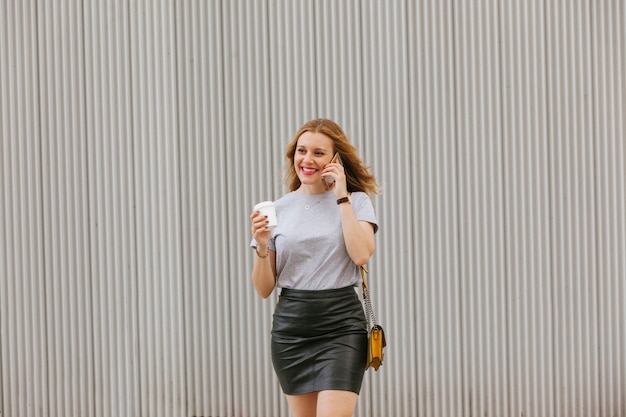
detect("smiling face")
[293,131,335,192]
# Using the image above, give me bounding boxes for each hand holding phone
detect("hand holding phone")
[325,152,343,184]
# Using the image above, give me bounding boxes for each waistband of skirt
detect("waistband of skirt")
[279,286,357,299]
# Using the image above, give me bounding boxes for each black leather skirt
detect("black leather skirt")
[271,286,368,395]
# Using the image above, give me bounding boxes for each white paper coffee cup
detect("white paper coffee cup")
[254,201,278,230]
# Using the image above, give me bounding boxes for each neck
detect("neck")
[296,182,329,195]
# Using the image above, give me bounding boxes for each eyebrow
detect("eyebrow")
[296,145,330,152]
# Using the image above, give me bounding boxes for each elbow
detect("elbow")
[252,277,276,298]
[352,250,374,267]
[252,269,276,299]
[353,257,370,267]
[255,287,274,299]
[352,244,375,267]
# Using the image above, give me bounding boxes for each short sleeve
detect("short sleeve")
[350,192,379,233]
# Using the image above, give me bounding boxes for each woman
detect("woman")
[249,118,379,417]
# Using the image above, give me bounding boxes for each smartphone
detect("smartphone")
[325,152,343,184]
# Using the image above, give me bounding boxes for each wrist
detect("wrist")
[336,195,350,205]
[255,244,270,258]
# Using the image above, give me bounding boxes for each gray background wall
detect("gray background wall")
[1,1,625,416]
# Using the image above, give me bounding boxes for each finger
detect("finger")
[251,211,266,223]
[253,217,269,233]
[323,166,338,178]
[250,210,261,221]
[325,167,344,181]
[329,163,344,173]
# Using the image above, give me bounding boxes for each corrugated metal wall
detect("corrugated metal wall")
[1,1,624,417]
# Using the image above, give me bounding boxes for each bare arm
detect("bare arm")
[322,159,375,266]
[250,211,277,298]
[339,203,375,266]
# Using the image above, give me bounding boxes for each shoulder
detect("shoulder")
[275,192,295,204]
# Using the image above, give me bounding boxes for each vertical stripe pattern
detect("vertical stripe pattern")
[1,1,624,416]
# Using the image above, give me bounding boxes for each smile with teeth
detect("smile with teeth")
[301,167,318,176]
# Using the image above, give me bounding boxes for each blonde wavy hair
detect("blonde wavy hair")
[284,118,380,197]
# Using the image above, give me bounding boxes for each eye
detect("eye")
[296,148,306,154]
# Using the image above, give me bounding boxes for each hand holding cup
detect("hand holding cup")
[250,201,278,246]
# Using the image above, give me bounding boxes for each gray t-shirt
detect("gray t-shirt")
[252,190,378,290]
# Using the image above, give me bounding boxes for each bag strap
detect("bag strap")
[360,265,378,332]
[360,265,369,290]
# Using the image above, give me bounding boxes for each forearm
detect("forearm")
[251,246,276,298]
[340,204,375,266]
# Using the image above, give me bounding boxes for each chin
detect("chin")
[298,176,317,185]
